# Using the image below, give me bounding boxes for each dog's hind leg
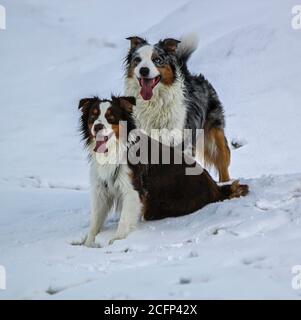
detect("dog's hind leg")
[204,127,231,182]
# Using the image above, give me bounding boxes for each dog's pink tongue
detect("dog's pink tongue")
[140,78,155,101]
[94,140,107,153]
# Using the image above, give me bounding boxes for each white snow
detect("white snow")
[0,0,301,299]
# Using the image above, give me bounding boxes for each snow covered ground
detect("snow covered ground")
[0,0,301,299]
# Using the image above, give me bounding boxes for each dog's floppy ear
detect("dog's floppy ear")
[78,98,92,112]
[78,97,100,112]
[121,96,136,107]
[120,96,135,113]
[159,38,181,54]
[126,36,147,50]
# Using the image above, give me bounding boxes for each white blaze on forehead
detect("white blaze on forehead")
[135,45,159,79]
[92,101,111,136]
[137,45,153,60]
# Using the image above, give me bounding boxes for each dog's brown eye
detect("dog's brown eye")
[133,57,141,65]
[93,110,98,115]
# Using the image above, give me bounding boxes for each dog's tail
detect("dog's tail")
[176,33,199,63]
[219,180,249,201]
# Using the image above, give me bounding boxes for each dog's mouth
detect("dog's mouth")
[94,131,114,154]
[138,76,161,101]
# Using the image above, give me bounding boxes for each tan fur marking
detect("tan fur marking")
[127,64,135,78]
[157,65,174,86]
[229,180,249,199]
[112,124,119,139]
[204,127,231,182]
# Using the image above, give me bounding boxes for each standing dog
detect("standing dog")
[124,35,231,182]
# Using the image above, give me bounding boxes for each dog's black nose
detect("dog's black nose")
[140,67,150,77]
[94,123,104,133]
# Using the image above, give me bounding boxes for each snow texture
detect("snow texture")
[0,0,301,299]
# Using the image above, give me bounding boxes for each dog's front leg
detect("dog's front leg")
[84,183,112,248]
[109,189,141,245]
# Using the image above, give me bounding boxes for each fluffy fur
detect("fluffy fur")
[78,97,141,247]
[106,96,249,221]
[124,35,231,182]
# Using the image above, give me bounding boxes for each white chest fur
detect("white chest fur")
[85,147,141,247]
[89,141,129,194]
[125,74,187,136]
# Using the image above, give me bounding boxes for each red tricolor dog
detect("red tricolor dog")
[78,96,248,246]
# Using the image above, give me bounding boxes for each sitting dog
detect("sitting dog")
[105,96,249,220]
[79,96,248,243]
[78,96,141,247]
